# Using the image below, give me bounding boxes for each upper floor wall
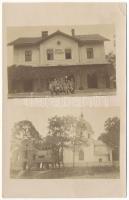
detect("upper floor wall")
[39,35,79,66]
[79,42,106,65]
[14,45,40,66]
[13,35,107,67]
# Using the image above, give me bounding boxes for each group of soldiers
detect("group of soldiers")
[48,76,75,95]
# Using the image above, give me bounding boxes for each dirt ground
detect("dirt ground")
[11,166,120,179]
[8,89,116,98]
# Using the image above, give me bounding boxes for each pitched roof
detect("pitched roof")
[8,30,109,46]
[8,37,42,46]
[75,34,109,42]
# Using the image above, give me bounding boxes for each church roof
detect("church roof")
[8,30,109,46]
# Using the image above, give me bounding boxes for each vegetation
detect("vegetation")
[98,117,120,161]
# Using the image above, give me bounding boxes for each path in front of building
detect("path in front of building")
[8,89,116,98]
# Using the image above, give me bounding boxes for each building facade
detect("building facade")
[63,140,112,167]
[8,29,115,94]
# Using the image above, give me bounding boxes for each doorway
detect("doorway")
[87,72,98,88]
[23,79,33,92]
[104,73,110,88]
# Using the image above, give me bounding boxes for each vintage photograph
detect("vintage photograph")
[9,106,120,179]
[3,2,126,198]
[7,25,116,98]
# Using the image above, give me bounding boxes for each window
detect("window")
[25,50,32,62]
[65,49,72,59]
[99,158,102,163]
[87,48,94,59]
[79,150,84,160]
[47,49,54,60]
[57,41,61,45]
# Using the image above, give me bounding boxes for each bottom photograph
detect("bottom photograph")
[9,106,120,179]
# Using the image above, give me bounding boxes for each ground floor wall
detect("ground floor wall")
[8,64,115,94]
[63,145,112,167]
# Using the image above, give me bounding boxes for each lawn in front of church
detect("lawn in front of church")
[11,165,120,179]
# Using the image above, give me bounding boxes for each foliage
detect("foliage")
[98,117,120,160]
[105,52,116,67]
[11,120,41,151]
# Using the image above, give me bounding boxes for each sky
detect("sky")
[7,102,120,140]
[7,24,115,66]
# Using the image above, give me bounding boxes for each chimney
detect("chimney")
[42,31,48,39]
[71,29,75,37]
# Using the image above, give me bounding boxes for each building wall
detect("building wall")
[39,35,79,66]
[14,45,40,66]
[63,143,112,167]
[13,36,107,66]
[63,147,74,165]
[79,42,107,65]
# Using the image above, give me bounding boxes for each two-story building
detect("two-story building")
[8,29,115,95]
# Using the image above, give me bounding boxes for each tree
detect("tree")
[11,120,41,147]
[98,117,120,161]
[47,115,77,166]
[106,52,116,67]
[105,52,116,88]
[11,120,41,169]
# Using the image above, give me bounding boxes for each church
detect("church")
[8,29,115,96]
[63,114,112,167]
[10,114,113,171]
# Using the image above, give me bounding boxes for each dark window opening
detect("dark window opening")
[47,49,54,60]
[79,150,84,160]
[25,50,32,62]
[65,49,72,59]
[99,158,102,163]
[87,48,94,59]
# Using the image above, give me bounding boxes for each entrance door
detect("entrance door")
[87,73,98,88]
[105,73,110,88]
[23,80,33,92]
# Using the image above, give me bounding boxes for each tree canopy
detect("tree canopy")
[98,117,120,160]
[11,120,41,151]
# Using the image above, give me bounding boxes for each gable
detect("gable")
[40,33,78,47]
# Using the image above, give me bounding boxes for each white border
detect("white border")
[0,1,127,200]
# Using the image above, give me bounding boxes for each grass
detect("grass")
[10,165,120,179]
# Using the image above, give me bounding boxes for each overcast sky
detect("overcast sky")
[7,102,119,140]
[7,24,115,66]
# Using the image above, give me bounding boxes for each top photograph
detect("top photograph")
[7,25,116,98]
